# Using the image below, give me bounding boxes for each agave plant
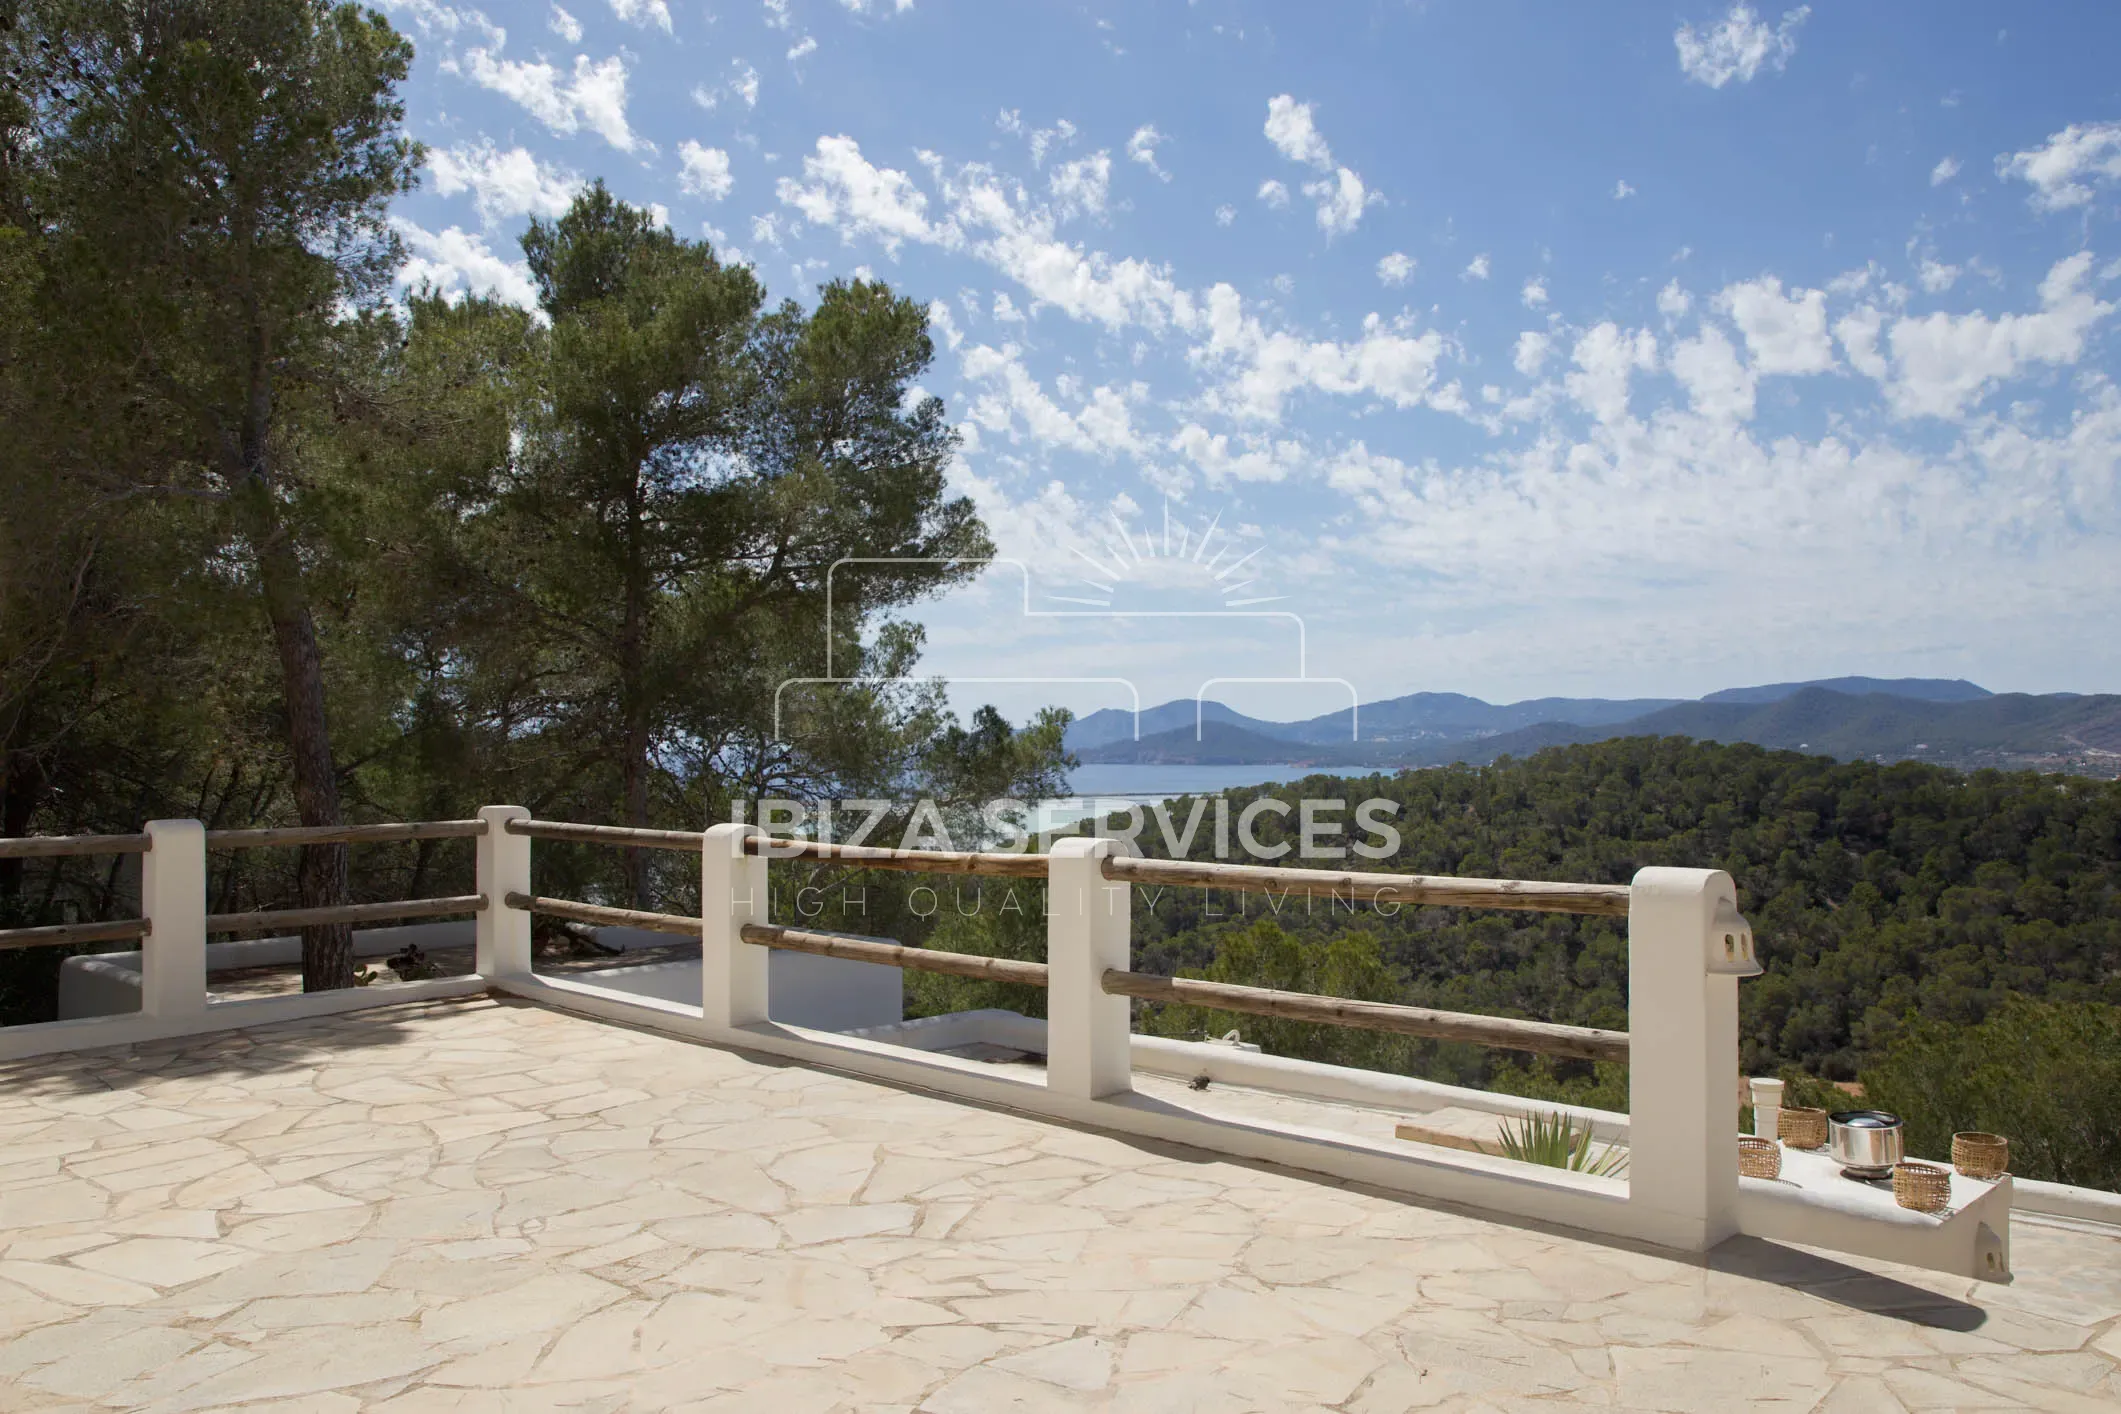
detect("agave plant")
[1496,1110,1629,1177]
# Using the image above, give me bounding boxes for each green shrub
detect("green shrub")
[1858,998,2121,1189]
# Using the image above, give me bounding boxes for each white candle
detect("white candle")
[1749,1077,1785,1140]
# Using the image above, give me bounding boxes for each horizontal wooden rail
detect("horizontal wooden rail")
[505,820,704,851]
[498,823,1629,918]
[0,833,152,860]
[744,837,1051,879]
[1102,857,1633,918]
[206,821,486,849]
[741,922,1051,986]
[205,895,487,935]
[0,918,151,951]
[506,893,703,937]
[1100,970,1630,1063]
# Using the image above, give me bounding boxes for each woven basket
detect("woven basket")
[1738,1136,1781,1179]
[1778,1106,1829,1150]
[1952,1132,2009,1179]
[1894,1161,1952,1213]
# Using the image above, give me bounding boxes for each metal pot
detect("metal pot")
[1828,1110,1904,1178]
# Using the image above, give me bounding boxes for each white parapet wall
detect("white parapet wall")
[56,919,901,1036]
[12,811,2096,1280]
[57,921,482,1019]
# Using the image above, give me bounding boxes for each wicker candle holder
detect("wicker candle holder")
[1893,1161,1952,1213]
[1952,1132,2009,1179]
[1738,1136,1781,1179]
[1778,1106,1829,1150]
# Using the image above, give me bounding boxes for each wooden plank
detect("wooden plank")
[504,820,704,851]
[1100,970,1630,1063]
[0,918,151,951]
[1102,856,1632,918]
[205,821,486,850]
[507,893,702,937]
[741,923,1050,986]
[205,895,487,935]
[744,838,1051,879]
[0,834,152,860]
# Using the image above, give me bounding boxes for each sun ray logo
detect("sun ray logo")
[774,493,1359,743]
[1052,502,1284,611]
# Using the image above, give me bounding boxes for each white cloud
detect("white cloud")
[991,291,1025,324]
[763,0,791,28]
[1169,423,1305,485]
[776,140,1193,333]
[1670,324,1756,421]
[732,62,760,107]
[1304,167,1377,236]
[607,0,671,33]
[1563,323,1658,426]
[1048,151,1112,217]
[1195,284,1452,421]
[1263,94,1333,169]
[1716,275,1835,374]
[549,4,582,42]
[1257,179,1290,209]
[1376,252,1415,287]
[926,299,962,351]
[425,141,582,225]
[1126,125,1171,181]
[1520,277,1548,309]
[457,48,641,152]
[678,141,734,201]
[787,35,817,60]
[1917,257,1960,294]
[1464,254,1491,280]
[1657,279,1692,318]
[1674,4,1809,88]
[1614,179,1636,200]
[1026,119,1077,168]
[1214,204,1235,227]
[1997,122,2121,211]
[1512,330,1550,376]
[393,219,540,310]
[776,137,941,254]
[960,343,1144,457]
[1930,155,1960,186]
[1863,252,2115,419]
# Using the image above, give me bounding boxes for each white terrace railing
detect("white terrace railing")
[0,808,2016,1284]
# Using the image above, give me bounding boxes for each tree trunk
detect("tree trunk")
[619,477,651,910]
[255,525,352,991]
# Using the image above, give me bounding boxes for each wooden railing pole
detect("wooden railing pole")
[140,820,206,1019]
[477,806,533,979]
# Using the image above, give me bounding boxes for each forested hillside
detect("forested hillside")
[1122,738,2121,1082]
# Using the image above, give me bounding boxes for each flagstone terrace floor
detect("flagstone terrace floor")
[1,996,2118,1412]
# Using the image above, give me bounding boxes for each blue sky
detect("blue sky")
[380,1,2121,723]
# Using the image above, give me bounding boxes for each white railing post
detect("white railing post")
[1627,866,1753,1251]
[1046,836,1133,1100]
[140,819,207,1018]
[476,806,532,979]
[702,822,769,1029]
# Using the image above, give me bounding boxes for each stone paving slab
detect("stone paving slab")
[0,996,2116,1412]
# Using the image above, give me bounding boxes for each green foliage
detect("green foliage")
[1135,920,1421,1073]
[1496,1110,1629,1177]
[0,3,1062,1014]
[1129,742,2121,1090]
[1860,998,2121,1189]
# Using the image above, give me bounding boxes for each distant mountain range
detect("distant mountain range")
[1067,679,2121,777]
